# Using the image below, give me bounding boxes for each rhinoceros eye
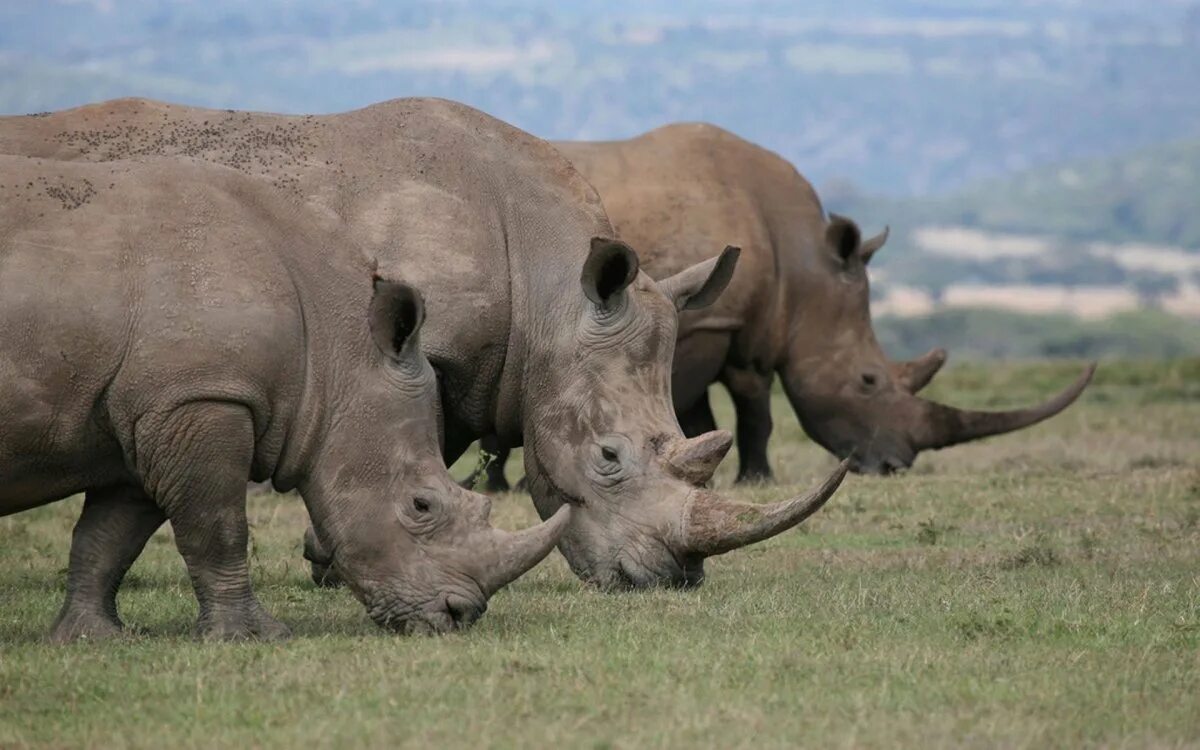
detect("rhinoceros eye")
[412,497,432,514]
[601,446,620,463]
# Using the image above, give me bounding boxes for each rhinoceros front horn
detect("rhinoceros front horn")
[912,363,1096,450]
[680,459,850,558]
[477,505,572,596]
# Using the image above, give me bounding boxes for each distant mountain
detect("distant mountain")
[2,0,1200,195]
[836,137,1200,249]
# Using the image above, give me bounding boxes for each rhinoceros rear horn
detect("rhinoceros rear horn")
[369,277,426,366]
[582,237,639,310]
[680,459,850,558]
[658,245,741,311]
[913,363,1096,450]
[477,505,572,595]
[665,430,733,485]
[892,347,948,393]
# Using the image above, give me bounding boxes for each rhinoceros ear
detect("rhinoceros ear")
[826,213,863,263]
[368,277,426,365]
[859,225,889,265]
[582,237,639,310]
[658,245,741,311]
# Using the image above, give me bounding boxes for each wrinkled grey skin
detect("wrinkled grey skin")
[0,155,568,641]
[536,125,1091,479]
[0,98,849,590]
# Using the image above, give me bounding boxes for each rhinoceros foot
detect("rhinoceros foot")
[196,600,292,642]
[47,608,125,644]
[734,466,774,485]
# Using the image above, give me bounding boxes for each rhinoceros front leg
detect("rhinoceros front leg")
[677,390,718,437]
[721,367,775,484]
[302,524,343,588]
[48,485,166,644]
[137,402,290,641]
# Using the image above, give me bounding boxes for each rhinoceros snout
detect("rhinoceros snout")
[848,452,913,476]
[594,552,704,591]
[370,593,487,635]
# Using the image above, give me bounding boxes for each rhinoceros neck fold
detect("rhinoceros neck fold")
[266,245,374,493]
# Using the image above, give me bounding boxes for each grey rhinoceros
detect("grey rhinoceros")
[0,98,849,589]
[545,125,1095,478]
[0,154,570,640]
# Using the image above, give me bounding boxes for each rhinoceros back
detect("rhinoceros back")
[0,155,312,513]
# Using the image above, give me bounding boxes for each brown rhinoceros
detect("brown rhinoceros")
[545,124,1096,478]
[0,154,571,641]
[0,99,849,589]
[475,125,1094,484]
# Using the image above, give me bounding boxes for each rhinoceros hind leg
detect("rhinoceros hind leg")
[477,434,512,493]
[722,368,775,484]
[463,436,511,494]
[48,484,165,644]
[138,402,291,642]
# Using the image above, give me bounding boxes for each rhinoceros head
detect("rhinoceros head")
[301,278,569,633]
[779,214,1095,475]
[520,239,848,588]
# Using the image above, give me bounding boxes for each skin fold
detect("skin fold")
[1,98,848,590]
[472,124,1093,485]
[0,155,567,641]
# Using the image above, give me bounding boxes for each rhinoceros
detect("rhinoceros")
[472,123,1094,486]
[552,125,1095,477]
[0,99,850,589]
[0,154,571,640]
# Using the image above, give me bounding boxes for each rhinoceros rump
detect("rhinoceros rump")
[0,155,567,640]
[0,99,849,589]
[541,125,1094,477]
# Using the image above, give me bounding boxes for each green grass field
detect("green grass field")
[2,360,1198,748]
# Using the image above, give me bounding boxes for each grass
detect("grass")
[2,360,1199,748]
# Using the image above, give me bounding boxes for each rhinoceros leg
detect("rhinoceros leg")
[478,434,513,493]
[722,367,775,484]
[302,525,343,588]
[677,391,718,437]
[48,485,165,643]
[138,402,290,641]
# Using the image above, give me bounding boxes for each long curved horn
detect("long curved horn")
[477,505,571,596]
[913,363,1096,450]
[681,459,850,557]
[891,347,947,393]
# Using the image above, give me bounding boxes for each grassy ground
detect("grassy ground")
[1,360,1198,748]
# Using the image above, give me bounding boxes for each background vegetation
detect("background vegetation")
[876,309,1200,360]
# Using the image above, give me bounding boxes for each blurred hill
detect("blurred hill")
[827,137,1200,326]
[3,0,1200,196]
[834,136,1200,248]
